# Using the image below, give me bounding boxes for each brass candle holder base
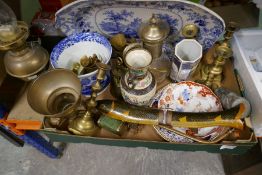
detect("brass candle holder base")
[68,111,98,136]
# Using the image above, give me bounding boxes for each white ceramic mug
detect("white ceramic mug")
[170,39,202,82]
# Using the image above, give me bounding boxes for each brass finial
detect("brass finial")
[110,34,127,51]
[149,14,158,25]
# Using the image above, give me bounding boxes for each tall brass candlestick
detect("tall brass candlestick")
[68,63,111,136]
[199,22,238,89]
[204,45,232,88]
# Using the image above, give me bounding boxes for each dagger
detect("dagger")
[98,100,244,129]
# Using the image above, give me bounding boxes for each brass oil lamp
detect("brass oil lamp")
[138,14,170,59]
[0,0,49,81]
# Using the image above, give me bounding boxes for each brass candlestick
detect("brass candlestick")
[68,62,111,136]
[199,22,238,89]
[204,45,232,88]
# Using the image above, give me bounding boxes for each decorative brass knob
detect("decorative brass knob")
[182,24,198,39]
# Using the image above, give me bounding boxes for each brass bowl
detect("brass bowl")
[27,69,81,118]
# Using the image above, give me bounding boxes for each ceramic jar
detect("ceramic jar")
[120,48,156,106]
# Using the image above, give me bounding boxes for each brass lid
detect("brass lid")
[139,14,170,43]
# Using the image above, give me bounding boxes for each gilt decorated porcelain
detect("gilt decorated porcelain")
[50,32,112,96]
[150,81,226,143]
[120,48,156,106]
[151,81,222,112]
[55,0,225,51]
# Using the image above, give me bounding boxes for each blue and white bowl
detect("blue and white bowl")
[50,32,112,96]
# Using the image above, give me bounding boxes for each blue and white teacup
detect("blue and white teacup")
[170,39,202,82]
[50,32,112,96]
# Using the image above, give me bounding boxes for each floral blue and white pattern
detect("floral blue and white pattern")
[50,32,112,67]
[50,32,112,96]
[80,72,111,95]
[55,0,225,50]
[154,125,194,143]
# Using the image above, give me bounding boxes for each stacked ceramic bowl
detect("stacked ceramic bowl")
[50,32,112,96]
[150,81,228,143]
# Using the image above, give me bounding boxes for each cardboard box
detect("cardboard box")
[5,36,257,154]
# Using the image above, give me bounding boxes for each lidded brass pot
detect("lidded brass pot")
[138,14,170,59]
[0,0,49,81]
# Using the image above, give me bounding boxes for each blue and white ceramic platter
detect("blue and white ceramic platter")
[50,32,112,96]
[55,0,225,51]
